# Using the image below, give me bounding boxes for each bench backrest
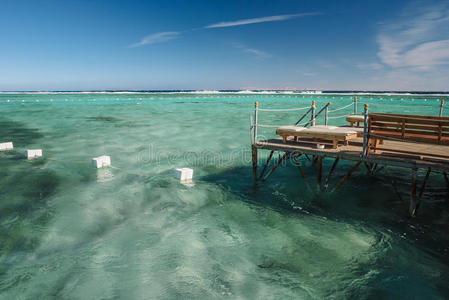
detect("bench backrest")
[368,113,449,145]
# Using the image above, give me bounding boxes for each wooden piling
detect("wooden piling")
[311,100,316,126]
[324,157,339,191]
[383,166,409,215]
[258,150,274,180]
[252,146,258,184]
[410,168,417,216]
[331,161,361,192]
[261,152,288,182]
[317,156,322,191]
[415,167,431,215]
[362,104,369,156]
[293,155,313,193]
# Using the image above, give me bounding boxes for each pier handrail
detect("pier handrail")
[301,101,331,127]
[253,100,331,142]
[328,102,353,113]
[258,106,310,112]
[358,99,446,116]
[294,107,313,125]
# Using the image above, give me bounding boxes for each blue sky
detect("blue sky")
[1,0,449,91]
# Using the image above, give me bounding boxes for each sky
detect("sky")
[1,0,449,91]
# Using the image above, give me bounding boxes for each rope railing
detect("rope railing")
[258,120,312,128]
[258,106,310,112]
[257,124,282,128]
[328,114,351,119]
[328,102,353,113]
[360,102,441,108]
[251,98,446,145]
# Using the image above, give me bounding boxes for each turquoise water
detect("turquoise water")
[0,93,448,299]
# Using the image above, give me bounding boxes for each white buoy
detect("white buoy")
[25,149,42,159]
[0,142,13,151]
[174,168,193,181]
[92,155,111,168]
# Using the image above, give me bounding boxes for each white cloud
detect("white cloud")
[233,43,271,58]
[129,31,180,47]
[356,62,384,70]
[205,12,319,28]
[377,3,449,70]
[243,48,270,57]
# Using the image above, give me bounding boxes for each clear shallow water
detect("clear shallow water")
[0,93,448,299]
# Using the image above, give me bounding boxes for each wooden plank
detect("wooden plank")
[370,114,449,126]
[372,146,449,159]
[370,131,449,145]
[370,112,449,121]
[255,138,449,172]
[370,121,449,132]
[370,125,449,137]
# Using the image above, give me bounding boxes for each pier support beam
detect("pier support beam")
[261,152,288,182]
[292,154,313,193]
[415,167,431,215]
[324,157,339,191]
[317,156,322,191]
[410,169,417,217]
[443,172,449,192]
[258,150,274,180]
[383,166,409,215]
[252,146,258,184]
[331,161,361,192]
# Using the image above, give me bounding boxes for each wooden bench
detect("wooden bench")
[366,113,449,155]
[276,125,358,149]
[346,115,365,127]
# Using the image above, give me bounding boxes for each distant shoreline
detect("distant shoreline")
[1,90,449,96]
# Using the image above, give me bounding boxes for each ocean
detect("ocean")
[0,92,448,299]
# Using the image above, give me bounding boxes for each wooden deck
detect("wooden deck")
[255,136,449,172]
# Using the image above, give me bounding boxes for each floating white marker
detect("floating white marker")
[174,168,193,181]
[92,155,111,168]
[25,149,42,159]
[0,142,13,151]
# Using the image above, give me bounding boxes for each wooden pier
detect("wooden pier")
[250,99,449,217]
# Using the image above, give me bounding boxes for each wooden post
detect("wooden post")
[324,157,339,191]
[443,172,449,193]
[317,156,322,191]
[415,168,431,215]
[439,99,444,117]
[258,150,274,180]
[331,161,361,192]
[261,152,288,182]
[383,166,409,215]
[250,115,254,146]
[362,104,369,157]
[410,168,417,217]
[254,101,259,142]
[325,102,331,126]
[354,96,358,115]
[292,155,313,193]
[311,100,316,126]
[252,146,258,184]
